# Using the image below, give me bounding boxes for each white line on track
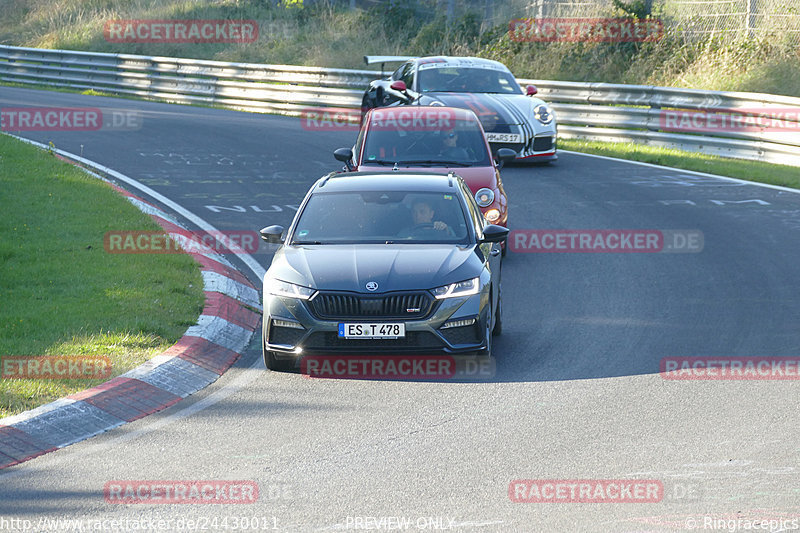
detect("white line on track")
[560,149,800,195]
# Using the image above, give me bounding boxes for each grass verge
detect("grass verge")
[559,138,800,190]
[0,134,204,418]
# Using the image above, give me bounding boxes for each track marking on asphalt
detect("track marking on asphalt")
[561,149,800,195]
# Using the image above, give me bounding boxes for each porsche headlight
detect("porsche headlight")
[475,188,495,208]
[266,279,315,300]
[534,104,553,125]
[432,277,480,299]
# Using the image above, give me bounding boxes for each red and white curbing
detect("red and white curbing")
[0,155,260,470]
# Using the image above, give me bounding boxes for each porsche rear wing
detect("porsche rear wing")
[364,55,416,76]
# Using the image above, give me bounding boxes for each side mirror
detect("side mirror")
[390,80,407,92]
[334,147,354,171]
[389,80,414,103]
[526,84,538,96]
[481,224,509,243]
[494,148,517,169]
[260,225,285,244]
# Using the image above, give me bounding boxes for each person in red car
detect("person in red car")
[334,106,514,231]
[438,129,471,161]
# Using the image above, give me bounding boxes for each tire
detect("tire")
[262,328,296,372]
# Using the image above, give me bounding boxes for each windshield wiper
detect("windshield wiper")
[398,160,471,167]
[292,240,323,245]
[362,159,397,166]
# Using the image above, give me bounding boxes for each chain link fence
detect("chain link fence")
[523,0,800,41]
[321,0,800,43]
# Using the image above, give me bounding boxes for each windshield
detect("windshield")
[362,118,491,166]
[291,191,470,245]
[417,65,521,94]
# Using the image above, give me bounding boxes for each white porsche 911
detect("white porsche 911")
[361,55,557,162]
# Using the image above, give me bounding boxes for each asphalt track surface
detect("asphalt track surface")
[1,86,799,532]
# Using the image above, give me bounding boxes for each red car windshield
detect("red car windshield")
[362,118,491,166]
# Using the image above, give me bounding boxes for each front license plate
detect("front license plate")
[338,323,406,339]
[486,132,521,143]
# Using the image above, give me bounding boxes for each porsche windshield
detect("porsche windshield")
[362,118,491,166]
[417,65,521,94]
[291,191,470,245]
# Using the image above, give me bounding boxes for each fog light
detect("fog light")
[441,317,477,329]
[272,319,304,330]
[484,209,501,222]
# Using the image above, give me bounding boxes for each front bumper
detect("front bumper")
[263,288,488,359]
[490,130,557,160]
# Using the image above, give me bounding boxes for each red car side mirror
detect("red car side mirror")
[526,84,538,96]
[390,80,407,92]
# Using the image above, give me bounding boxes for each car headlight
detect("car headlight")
[475,188,495,208]
[432,277,480,299]
[534,104,553,125]
[484,209,501,222]
[266,279,315,300]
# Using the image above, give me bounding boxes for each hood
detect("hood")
[419,92,543,131]
[268,244,481,293]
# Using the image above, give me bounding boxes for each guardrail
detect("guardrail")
[2,45,799,166]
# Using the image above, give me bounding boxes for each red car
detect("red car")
[334,106,515,229]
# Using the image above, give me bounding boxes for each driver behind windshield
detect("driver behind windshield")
[438,129,471,161]
[396,199,457,240]
[412,200,449,232]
